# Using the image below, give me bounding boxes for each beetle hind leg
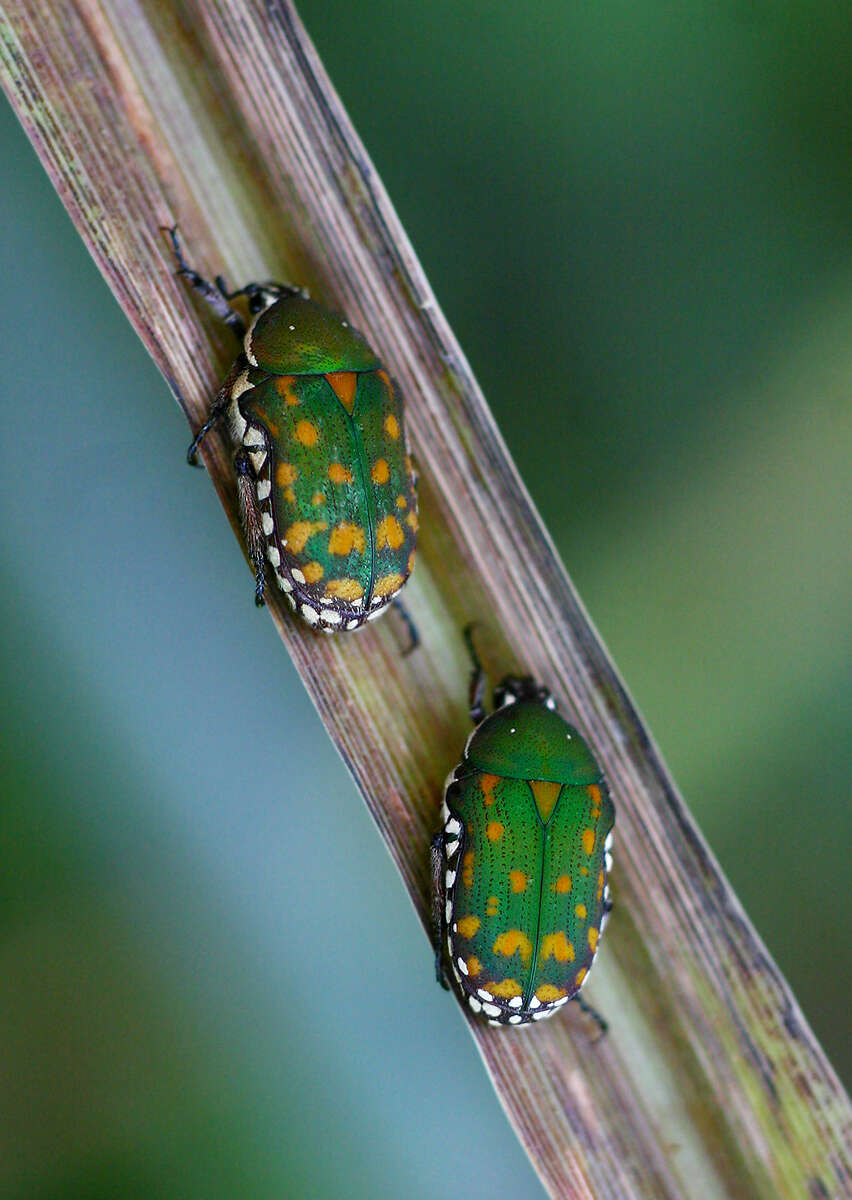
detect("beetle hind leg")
[430,831,450,990]
[392,598,420,655]
[234,448,267,606]
[572,992,608,1037]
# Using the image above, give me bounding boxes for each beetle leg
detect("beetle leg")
[572,992,608,1037]
[186,396,228,466]
[234,449,267,607]
[463,623,488,724]
[186,362,245,466]
[430,831,450,990]
[392,598,420,655]
[167,226,247,338]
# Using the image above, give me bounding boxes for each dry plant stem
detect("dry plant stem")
[2,1,850,1196]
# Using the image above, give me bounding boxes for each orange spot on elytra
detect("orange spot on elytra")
[486,821,504,842]
[376,515,404,550]
[405,510,419,532]
[384,412,400,440]
[302,561,324,584]
[462,852,475,888]
[252,407,279,436]
[371,458,390,484]
[295,419,319,446]
[553,874,572,894]
[377,369,392,391]
[324,578,363,602]
[540,932,574,963]
[328,523,366,555]
[311,492,326,507]
[276,462,298,486]
[597,870,605,900]
[493,930,533,965]
[466,956,482,977]
[487,978,523,999]
[509,870,527,893]
[328,462,353,484]
[283,520,328,554]
[486,895,499,916]
[407,550,416,574]
[580,866,589,877]
[575,903,587,920]
[456,916,480,938]
[374,573,404,597]
[535,984,567,1002]
[274,375,299,405]
[582,829,596,855]
[325,370,357,413]
[480,774,499,806]
[588,928,599,951]
[283,487,296,504]
[574,967,587,987]
[396,495,407,509]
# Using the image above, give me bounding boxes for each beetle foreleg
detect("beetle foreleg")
[430,831,450,990]
[463,623,488,725]
[167,226,247,338]
[234,449,267,607]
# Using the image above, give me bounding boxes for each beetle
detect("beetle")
[431,628,613,1028]
[169,229,418,635]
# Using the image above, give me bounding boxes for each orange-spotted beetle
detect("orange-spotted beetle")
[431,628,613,1028]
[170,230,418,637]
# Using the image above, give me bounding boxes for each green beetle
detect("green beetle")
[431,629,613,1027]
[171,230,417,633]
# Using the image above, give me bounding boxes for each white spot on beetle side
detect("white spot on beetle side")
[477,989,493,1002]
[322,609,342,626]
[267,546,281,567]
[457,958,468,976]
[482,1003,501,1018]
[528,996,541,1010]
[445,870,456,889]
[468,996,482,1014]
[275,570,292,593]
[446,818,461,837]
[605,831,614,853]
[300,605,320,626]
[291,568,305,584]
[261,514,274,535]
[231,369,253,401]
[508,996,523,1008]
[346,618,360,630]
[256,479,271,501]
[508,1014,523,1024]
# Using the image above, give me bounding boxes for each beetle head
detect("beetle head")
[493,674,556,711]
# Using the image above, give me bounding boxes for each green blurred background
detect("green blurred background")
[1,2,849,1196]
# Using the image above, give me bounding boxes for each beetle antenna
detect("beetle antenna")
[463,623,488,725]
